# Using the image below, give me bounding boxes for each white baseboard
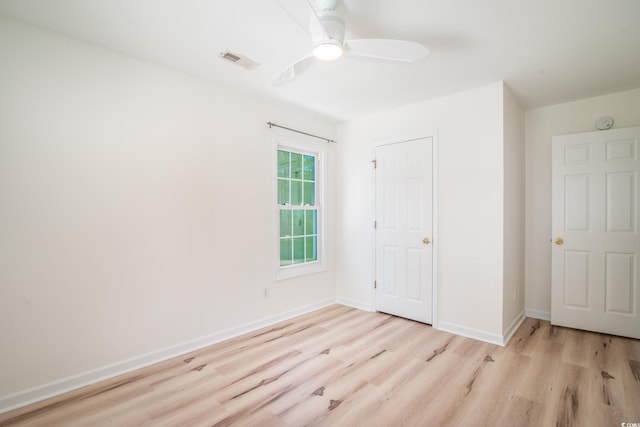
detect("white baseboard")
[436,321,506,346]
[336,297,373,312]
[503,310,526,345]
[0,298,337,415]
[525,308,551,321]
[436,311,525,347]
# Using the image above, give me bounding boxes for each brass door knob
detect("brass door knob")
[555,238,564,245]
[422,237,431,245]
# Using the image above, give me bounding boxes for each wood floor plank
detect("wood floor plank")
[541,321,570,344]
[543,362,588,427]
[1,305,639,427]
[508,317,544,356]
[265,354,347,417]
[492,395,546,427]
[478,352,532,420]
[515,338,564,404]
[621,358,640,421]
[328,356,428,425]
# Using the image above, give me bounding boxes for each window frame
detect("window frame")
[274,137,326,281]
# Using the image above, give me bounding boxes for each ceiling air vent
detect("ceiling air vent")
[219,50,260,70]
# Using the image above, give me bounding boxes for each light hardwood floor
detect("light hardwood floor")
[1,304,639,426]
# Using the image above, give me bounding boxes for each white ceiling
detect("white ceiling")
[1,0,639,121]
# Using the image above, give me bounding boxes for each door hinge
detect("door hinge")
[371,159,377,169]
[374,220,377,229]
[374,280,377,289]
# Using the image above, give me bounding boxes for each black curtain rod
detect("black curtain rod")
[267,122,336,144]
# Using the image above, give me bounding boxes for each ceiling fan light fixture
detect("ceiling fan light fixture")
[313,42,343,61]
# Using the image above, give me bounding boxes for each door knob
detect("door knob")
[555,238,564,245]
[422,237,431,245]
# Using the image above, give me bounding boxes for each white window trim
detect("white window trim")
[274,136,327,281]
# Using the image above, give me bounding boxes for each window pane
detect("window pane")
[277,147,322,272]
[303,155,315,181]
[303,182,315,205]
[290,153,303,180]
[305,236,317,262]
[293,210,304,236]
[280,210,292,237]
[293,237,305,264]
[280,238,292,266]
[305,210,317,235]
[278,150,290,178]
[278,179,289,205]
[291,180,302,205]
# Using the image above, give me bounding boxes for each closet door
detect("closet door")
[375,137,433,324]
[551,126,640,339]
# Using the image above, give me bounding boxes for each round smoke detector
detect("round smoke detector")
[595,116,614,130]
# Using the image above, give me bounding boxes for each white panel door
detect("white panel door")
[552,126,640,339]
[375,137,433,324]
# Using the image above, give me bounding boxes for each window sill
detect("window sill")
[275,262,326,281]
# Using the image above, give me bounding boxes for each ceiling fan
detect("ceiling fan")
[274,0,429,86]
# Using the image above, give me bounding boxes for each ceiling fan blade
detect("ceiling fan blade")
[273,55,316,86]
[346,39,429,62]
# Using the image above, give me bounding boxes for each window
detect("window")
[276,142,324,278]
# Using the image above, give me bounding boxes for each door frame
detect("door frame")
[372,134,439,327]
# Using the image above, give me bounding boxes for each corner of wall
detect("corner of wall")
[502,83,526,335]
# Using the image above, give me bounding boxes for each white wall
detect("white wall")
[525,88,640,318]
[0,16,338,405]
[336,82,508,341]
[502,85,526,333]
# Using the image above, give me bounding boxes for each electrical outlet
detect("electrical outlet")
[263,288,270,299]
